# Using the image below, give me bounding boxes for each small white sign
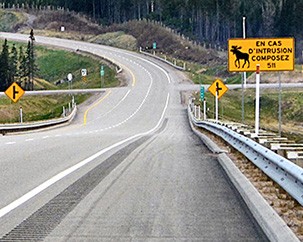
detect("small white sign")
[81,69,87,77]
[67,73,73,81]
[61,26,65,32]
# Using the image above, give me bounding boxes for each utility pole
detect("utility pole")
[241,16,246,123]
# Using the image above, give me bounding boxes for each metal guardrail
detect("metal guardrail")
[188,102,303,206]
[0,105,77,134]
[139,48,185,71]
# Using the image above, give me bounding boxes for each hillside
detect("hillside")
[11,10,224,66]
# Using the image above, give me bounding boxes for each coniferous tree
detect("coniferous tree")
[0,39,11,91]
[25,41,32,90]
[25,29,38,91]
[9,43,18,84]
[18,45,27,88]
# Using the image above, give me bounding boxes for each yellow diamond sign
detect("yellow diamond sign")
[5,82,25,103]
[208,79,228,99]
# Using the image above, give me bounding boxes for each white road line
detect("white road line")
[25,139,34,142]
[0,93,170,219]
[5,142,16,145]
[97,89,131,119]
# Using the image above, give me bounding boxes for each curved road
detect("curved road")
[0,33,267,241]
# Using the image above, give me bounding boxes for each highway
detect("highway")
[0,33,268,241]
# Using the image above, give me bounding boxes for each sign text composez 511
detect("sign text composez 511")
[228,38,294,72]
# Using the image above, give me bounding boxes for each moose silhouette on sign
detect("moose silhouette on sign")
[230,45,250,68]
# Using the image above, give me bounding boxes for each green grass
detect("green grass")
[35,46,119,89]
[0,94,90,123]
[202,89,303,123]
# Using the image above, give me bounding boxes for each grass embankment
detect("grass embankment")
[0,42,120,123]
[0,94,89,123]
[194,88,303,141]
[36,46,119,89]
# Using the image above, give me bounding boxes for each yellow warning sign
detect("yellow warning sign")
[228,38,294,72]
[5,82,25,103]
[208,79,228,99]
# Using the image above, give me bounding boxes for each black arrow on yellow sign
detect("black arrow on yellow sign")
[208,79,228,99]
[5,82,25,103]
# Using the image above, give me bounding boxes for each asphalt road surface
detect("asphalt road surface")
[0,33,268,241]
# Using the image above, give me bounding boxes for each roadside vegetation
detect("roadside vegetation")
[0,9,26,32]
[193,88,303,142]
[0,94,89,123]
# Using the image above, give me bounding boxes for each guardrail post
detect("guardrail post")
[194,105,197,118]
[72,96,75,108]
[198,106,201,120]
[63,106,66,117]
[20,107,23,124]
[203,99,207,120]
[189,99,193,112]
[68,103,71,113]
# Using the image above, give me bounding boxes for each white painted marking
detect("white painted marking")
[25,139,34,142]
[5,142,16,145]
[123,52,172,84]
[98,89,131,119]
[0,93,170,219]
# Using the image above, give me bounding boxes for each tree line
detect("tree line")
[1,0,302,46]
[0,30,37,91]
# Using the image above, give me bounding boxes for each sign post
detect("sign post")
[153,41,157,55]
[215,91,219,122]
[242,16,247,88]
[81,69,87,82]
[67,73,73,90]
[200,85,206,120]
[100,65,105,88]
[278,72,282,137]
[242,16,247,124]
[255,65,260,136]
